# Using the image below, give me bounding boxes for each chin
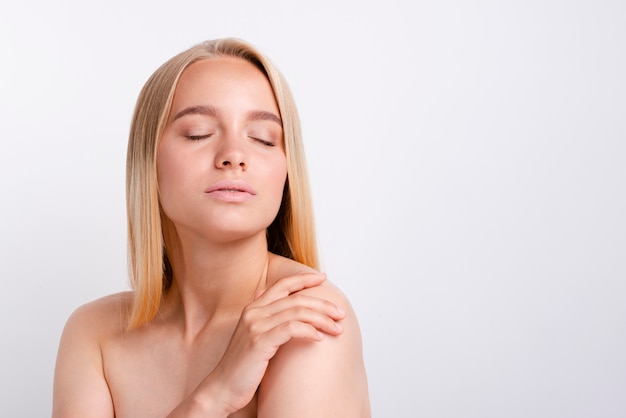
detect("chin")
[203,221,271,243]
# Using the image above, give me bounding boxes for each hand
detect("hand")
[203,272,346,415]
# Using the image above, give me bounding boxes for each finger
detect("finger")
[258,306,344,337]
[257,321,326,351]
[253,272,326,304]
[253,293,346,321]
[239,296,344,339]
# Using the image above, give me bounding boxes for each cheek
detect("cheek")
[270,157,288,193]
[156,142,188,212]
[157,137,199,185]
[267,158,288,212]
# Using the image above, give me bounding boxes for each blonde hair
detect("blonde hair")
[126,38,318,329]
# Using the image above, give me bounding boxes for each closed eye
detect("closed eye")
[186,134,213,141]
[252,137,275,147]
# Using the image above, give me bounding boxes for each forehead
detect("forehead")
[182,56,264,82]
[171,57,276,108]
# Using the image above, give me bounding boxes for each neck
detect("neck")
[161,231,270,335]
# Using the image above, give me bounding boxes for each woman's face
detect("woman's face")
[157,57,287,243]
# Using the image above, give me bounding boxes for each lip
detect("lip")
[205,179,256,201]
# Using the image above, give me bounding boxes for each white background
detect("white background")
[1,1,625,416]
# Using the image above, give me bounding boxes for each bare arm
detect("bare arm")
[258,283,371,418]
[52,303,115,418]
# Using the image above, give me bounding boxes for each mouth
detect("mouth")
[205,179,256,195]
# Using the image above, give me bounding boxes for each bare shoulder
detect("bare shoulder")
[260,255,371,417]
[267,253,361,341]
[267,253,348,304]
[53,292,133,418]
[63,291,133,339]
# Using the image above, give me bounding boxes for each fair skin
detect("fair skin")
[53,57,370,418]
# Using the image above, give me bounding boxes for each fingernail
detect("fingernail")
[335,321,343,331]
[337,306,345,316]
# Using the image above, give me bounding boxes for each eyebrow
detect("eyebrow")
[247,110,282,126]
[172,105,218,121]
[171,105,282,126]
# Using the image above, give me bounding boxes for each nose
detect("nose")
[214,134,247,170]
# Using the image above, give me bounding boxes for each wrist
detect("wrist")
[189,374,233,418]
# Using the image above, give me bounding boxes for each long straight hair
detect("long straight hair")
[126,38,318,329]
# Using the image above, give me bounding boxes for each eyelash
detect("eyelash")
[253,137,275,147]
[186,134,212,141]
[184,134,274,147]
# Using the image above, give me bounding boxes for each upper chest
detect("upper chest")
[101,323,256,417]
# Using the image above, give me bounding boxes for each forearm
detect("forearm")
[166,377,232,418]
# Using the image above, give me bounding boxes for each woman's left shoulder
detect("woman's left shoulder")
[268,253,351,308]
[260,254,370,417]
[266,252,363,354]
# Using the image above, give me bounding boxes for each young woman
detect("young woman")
[52,38,370,418]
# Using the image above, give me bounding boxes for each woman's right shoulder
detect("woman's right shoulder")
[62,291,134,340]
[53,292,133,417]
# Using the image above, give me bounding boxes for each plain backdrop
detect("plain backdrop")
[1,1,625,417]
